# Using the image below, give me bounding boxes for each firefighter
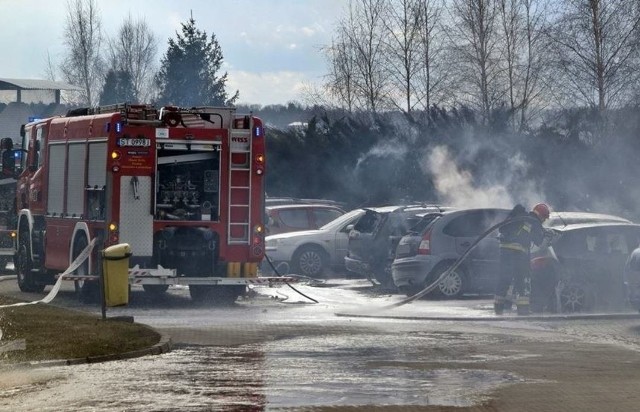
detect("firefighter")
[494,203,550,315]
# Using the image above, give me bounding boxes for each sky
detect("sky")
[0,0,346,106]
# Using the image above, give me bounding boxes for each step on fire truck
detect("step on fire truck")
[11,103,292,303]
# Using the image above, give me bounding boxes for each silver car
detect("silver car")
[392,208,511,298]
[392,209,633,299]
[264,209,365,278]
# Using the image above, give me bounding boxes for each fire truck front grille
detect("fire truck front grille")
[153,227,219,276]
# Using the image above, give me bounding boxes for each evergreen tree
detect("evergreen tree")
[99,69,136,105]
[155,17,238,107]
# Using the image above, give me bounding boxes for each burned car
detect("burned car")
[531,222,640,313]
[344,204,451,288]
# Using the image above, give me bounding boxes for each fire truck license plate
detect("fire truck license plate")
[118,138,151,147]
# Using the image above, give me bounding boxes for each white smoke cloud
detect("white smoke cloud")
[422,145,546,210]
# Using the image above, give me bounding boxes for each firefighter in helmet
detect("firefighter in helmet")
[494,203,550,315]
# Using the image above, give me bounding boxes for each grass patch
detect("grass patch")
[0,295,160,364]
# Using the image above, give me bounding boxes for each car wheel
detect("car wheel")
[437,267,465,299]
[16,229,45,293]
[559,282,594,313]
[292,246,326,278]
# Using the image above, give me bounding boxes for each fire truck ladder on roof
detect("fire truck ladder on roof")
[227,121,253,245]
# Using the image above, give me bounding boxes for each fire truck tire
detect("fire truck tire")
[292,246,327,278]
[16,230,45,293]
[189,284,245,305]
[143,284,169,295]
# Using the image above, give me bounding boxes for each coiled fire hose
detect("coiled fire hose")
[384,215,548,309]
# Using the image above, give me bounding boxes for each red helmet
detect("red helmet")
[532,203,550,221]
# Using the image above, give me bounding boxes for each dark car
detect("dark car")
[266,203,347,235]
[530,222,640,313]
[344,204,451,288]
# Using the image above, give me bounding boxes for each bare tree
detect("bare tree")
[342,0,390,113]
[382,0,423,113]
[324,27,358,112]
[497,0,551,130]
[415,0,449,110]
[548,0,640,112]
[106,14,158,102]
[448,0,503,124]
[60,0,103,106]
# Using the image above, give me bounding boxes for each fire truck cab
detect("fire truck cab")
[15,104,275,303]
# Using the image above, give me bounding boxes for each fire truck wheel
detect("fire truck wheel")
[143,284,169,296]
[292,246,327,279]
[16,230,45,293]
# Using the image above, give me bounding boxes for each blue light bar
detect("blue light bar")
[254,126,262,137]
[115,122,123,133]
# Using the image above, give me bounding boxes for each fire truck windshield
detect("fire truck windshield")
[156,147,220,221]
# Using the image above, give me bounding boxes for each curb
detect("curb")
[2,327,172,370]
[335,311,640,322]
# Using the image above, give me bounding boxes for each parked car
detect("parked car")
[391,209,632,300]
[531,222,640,313]
[264,209,366,278]
[266,203,346,235]
[344,204,452,288]
[392,208,511,298]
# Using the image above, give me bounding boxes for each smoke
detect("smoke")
[354,138,408,170]
[422,145,545,210]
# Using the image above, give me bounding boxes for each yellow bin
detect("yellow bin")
[102,243,132,307]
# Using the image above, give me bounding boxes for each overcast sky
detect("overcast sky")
[0,0,346,106]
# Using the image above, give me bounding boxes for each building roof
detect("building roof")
[0,78,82,91]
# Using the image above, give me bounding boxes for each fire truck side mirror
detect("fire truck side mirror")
[20,124,25,138]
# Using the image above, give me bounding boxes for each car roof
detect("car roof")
[265,197,346,207]
[266,203,346,211]
[546,211,631,227]
[362,204,450,214]
[551,221,640,232]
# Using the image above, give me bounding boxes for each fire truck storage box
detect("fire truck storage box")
[102,243,132,307]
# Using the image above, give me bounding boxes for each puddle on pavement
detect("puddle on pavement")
[0,331,533,411]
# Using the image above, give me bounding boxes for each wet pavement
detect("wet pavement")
[2,276,640,410]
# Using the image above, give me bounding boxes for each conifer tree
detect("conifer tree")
[155,17,238,107]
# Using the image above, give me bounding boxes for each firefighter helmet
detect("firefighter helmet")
[532,203,550,221]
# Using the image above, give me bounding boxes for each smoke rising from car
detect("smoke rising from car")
[423,145,546,210]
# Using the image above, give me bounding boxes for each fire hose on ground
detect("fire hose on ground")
[263,254,319,304]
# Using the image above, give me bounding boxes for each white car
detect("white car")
[264,209,365,278]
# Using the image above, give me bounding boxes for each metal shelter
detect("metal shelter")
[0,78,81,104]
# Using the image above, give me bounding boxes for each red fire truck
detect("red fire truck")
[12,104,286,303]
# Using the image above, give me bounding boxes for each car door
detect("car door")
[445,209,509,291]
[333,215,363,265]
[348,209,387,264]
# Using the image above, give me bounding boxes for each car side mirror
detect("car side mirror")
[345,224,354,232]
